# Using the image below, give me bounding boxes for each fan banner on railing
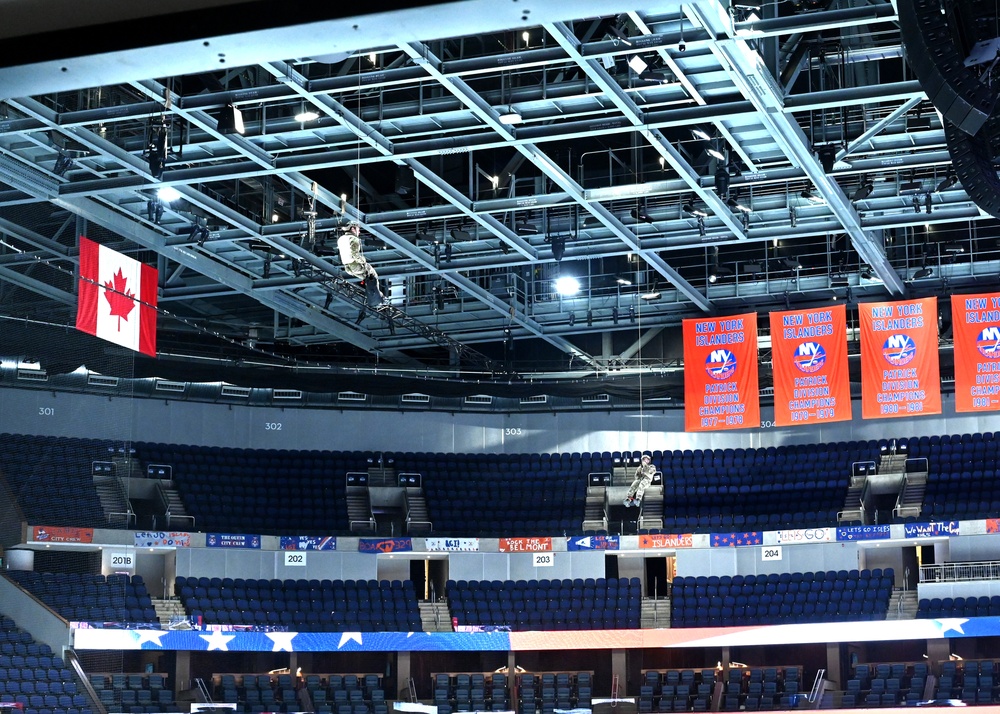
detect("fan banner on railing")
[769,304,852,427]
[683,312,760,432]
[951,292,1000,413]
[859,297,941,419]
[76,236,158,357]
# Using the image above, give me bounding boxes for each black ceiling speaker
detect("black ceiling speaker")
[944,114,1000,220]
[897,0,997,136]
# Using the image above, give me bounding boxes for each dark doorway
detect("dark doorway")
[645,557,668,599]
[606,554,619,580]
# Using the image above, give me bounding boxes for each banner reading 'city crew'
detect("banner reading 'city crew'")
[952,292,1000,413]
[769,304,852,427]
[859,297,941,419]
[683,312,760,432]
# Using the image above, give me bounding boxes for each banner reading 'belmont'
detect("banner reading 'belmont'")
[770,304,852,427]
[859,297,941,419]
[683,312,760,432]
[952,292,1000,413]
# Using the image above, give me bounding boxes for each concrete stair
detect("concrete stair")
[94,475,133,528]
[640,598,671,629]
[885,590,919,620]
[582,486,607,532]
[894,472,927,520]
[152,597,190,628]
[346,486,376,534]
[405,487,432,535]
[418,601,453,632]
[158,480,192,529]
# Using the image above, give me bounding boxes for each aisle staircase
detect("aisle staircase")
[418,601,453,632]
[640,598,671,629]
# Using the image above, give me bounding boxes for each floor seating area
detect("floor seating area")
[88,673,177,714]
[431,672,511,713]
[906,432,1000,520]
[917,595,1000,619]
[447,578,641,630]
[176,577,421,632]
[515,672,591,714]
[0,433,109,527]
[416,453,589,536]
[0,611,89,714]
[933,659,1000,704]
[670,569,894,628]
[840,662,929,707]
[6,572,156,626]
[213,673,387,714]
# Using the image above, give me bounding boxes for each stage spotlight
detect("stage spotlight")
[781,257,802,270]
[817,145,837,173]
[550,235,567,262]
[450,227,473,241]
[616,276,633,286]
[295,108,320,122]
[715,167,730,197]
[53,152,73,177]
[217,104,245,135]
[630,207,654,224]
[498,107,523,125]
[157,186,181,202]
[913,265,933,280]
[851,181,874,201]
[515,221,539,235]
[936,174,958,192]
[800,189,825,205]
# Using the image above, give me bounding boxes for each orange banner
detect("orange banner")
[770,304,852,427]
[683,313,760,431]
[31,526,94,543]
[639,533,693,549]
[952,293,1000,413]
[859,297,941,419]
[498,537,552,552]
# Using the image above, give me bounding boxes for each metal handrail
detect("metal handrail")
[808,668,826,703]
[163,513,196,529]
[920,560,1000,583]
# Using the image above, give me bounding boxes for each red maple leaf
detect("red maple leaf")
[103,268,136,329]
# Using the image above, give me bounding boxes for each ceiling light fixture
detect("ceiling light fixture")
[707,147,727,161]
[682,202,708,217]
[555,275,580,296]
[515,221,539,235]
[498,107,523,125]
[692,128,712,141]
[450,227,473,241]
[800,189,826,205]
[157,186,181,202]
[550,235,567,262]
[295,108,320,122]
[616,276,633,286]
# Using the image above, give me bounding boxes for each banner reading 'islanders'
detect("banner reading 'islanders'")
[770,304,852,427]
[683,312,759,431]
[859,297,941,419]
[952,292,1000,413]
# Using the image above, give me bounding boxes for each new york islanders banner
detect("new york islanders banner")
[770,304,852,427]
[76,236,157,357]
[952,292,1000,413]
[683,313,759,431]
[859,297,941,419]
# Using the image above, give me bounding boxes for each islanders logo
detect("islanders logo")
[882,334,916,366]
[705,348,737,380]
[793,342,826,374]
[976,326,1000,359]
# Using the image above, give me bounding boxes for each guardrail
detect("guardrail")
[920,560,1000,583]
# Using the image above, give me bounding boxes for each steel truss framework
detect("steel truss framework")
[0,0,995,380]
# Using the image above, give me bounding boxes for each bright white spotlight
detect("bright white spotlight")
[157,186,181,202]
[555,276,580,296]
[295,109,320,122]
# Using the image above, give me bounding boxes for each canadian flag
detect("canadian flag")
[76,236,158,357]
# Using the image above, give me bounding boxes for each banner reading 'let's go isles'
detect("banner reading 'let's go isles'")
[682,298,955,432]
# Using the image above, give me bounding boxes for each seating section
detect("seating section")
[0,433,109,527]
[670,569,894,628]
[514,672,591,714]
[6,572,157,626]
[89,673,177,713]
[214,673,387,714]
[907,432,1000,520]
[717,667,802,711]
[0,611,89,714]
[917,595,1000,619]
[431,672,512,713]
[415,453,591,536]
[638,669,719,713]
[133,443,365,536]
[933,659,1000,705]
[176,577,421,632]
[447,578,641,630]
[840,662,930,707]
[660,442,878,532]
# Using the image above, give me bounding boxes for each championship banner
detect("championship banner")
[951,293,1000,413]
[683,313,760,432]
[76,236,157,357]
[770,304,852,426]
[859,297,941,419]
